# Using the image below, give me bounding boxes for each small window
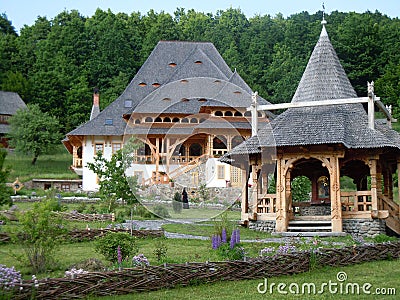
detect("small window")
[164,117,171,122]
[234,111,243,117]
[194,60,202,65]
[105,118,113,125]
[198,98,207,102]
[145,117,153,123]
[190,118,198,123]
[95,143,103,155]
[215,111,223,116]
[172,117,180,122]
[168,62,177,67]
[181,118,189,123]
[214,80,221,84]
[234,91,242,94]
[155,117,162,122]
[181,98,189,102]
[217,165,225,179]
[152,83,160,88]
[124,100,133,108]
[112,143,122,154]
[139,82,147,87]
[244,111,251,117]
[258,112,263,117]
[180,79,188,83]
[61,184,70,192]
[135,119,141,124]
[163,97,171,101]
[225,111,233,117]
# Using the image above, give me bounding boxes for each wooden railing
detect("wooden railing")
[73,158,83,168]
[169,154,209,180]
[379,194,400,218]
[341,191,372,212]
[257,194,277,214]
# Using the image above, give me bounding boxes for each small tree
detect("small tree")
[87,137,141,207]
[0,147,12,206]
[15,199,67,273]
[7,104,62,165]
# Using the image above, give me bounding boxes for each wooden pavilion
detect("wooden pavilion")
[221,21,400,236]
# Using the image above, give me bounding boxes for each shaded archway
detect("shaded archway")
[189,143,202,156]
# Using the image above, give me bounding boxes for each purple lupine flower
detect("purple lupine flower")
[235,229,240,244]
[230,230,236,249]
[211,235,218,249]
[117,245,122,265]
[216,235,222,248]
[221,228,227,243]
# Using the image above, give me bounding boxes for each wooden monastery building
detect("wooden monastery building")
[63,41,270,191]
[221,20,400,236]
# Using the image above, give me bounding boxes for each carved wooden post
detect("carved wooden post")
[285,169,293,220]
[330,156,342,232]
[367,81,375,130]
[369,158,379,211]
[275,157,288,232]
[250,164,259,216]
[241,168,249,220]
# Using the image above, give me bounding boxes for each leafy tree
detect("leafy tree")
[291,176,312,201]
[0,147,12,206]
[87,137,142,206]
[7,104,62,165]
[15,198,67,273]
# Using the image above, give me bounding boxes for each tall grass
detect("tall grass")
[4,145,79,182]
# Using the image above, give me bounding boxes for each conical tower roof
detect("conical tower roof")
[292,24,357,103]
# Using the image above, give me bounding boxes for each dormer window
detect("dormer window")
[180,79,188,83]
[168,62,177,67]
[198,98,207,102]
[124,100,133,108]
[194,60,202,65]
[138,82,147,87]
[181,98,189,102]
[105,118,113,125]
[152,83,160,88]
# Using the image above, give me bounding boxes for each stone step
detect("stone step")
[287,226,331,231]
[274,232,348,237]
[289,220,331,225]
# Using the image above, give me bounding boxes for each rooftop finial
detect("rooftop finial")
[321,2,327,26]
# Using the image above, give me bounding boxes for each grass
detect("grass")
[4,145,78,182]
[94,259,400,300]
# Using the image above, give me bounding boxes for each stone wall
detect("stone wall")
[342,219,386,238]
[248,220,276,233]
[299,205,331,216]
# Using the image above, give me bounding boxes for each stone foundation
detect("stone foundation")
[342,219,386,238]
[248,220,276,233]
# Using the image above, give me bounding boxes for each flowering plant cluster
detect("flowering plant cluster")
[64,268,89,279]
[132,254,150,267]
[211,228,241,250]
[0,265,22,290]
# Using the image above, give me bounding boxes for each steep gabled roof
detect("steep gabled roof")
[0,91,26,115]
[222,23,400,162]
[66,41,256,137]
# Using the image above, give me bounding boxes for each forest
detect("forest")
[1,7,399,133]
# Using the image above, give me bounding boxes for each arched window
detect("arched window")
[134,119,141,124]
[145,117,153,123]
[213,136,227,149]
[231,135,244,148]
[164,117,171,122]
[181,118,189,123]
[215,111,223,116]
[189,143,203,156]
[244,111,251,117]
[234,111,243,117]
[190,118,198,123]
[224,111,233,117]
[155,117,162,122]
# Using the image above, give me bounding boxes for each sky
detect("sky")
[2,0,400,33]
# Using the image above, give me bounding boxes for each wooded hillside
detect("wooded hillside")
[1,8,399,133]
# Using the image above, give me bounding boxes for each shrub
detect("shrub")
[152,204,171,218]
[153,238,168,263]
[172,192,182,214]
[95,232,138,263]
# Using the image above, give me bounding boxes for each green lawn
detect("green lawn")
[5,145,78,182]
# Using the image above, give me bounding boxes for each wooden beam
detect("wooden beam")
[249,97,371,111]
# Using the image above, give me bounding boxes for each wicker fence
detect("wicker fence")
[0,228,164,244]
[52,211,115,222]
[8,242,400,299]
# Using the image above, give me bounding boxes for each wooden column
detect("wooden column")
[250,164,259,215]
[166,138,170,173]
[369,159,379,211]
[285,170,293,220]
[330,156,342,232]
[155,138,160,182]
[275,157,288,232]
[241,168,249,221]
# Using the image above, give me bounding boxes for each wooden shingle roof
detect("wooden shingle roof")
[0,91,26,115]
[221,24,400,162]
[66,41,264,138]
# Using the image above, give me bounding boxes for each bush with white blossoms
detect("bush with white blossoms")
[65,268,89,278]
[0,264,22,290]
[132,254,150,267]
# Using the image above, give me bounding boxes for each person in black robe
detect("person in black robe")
[182,188,189,209]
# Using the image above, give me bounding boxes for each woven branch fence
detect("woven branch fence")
[9,242,400,299]
[52,211,115,222]
[0,228,164,244]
